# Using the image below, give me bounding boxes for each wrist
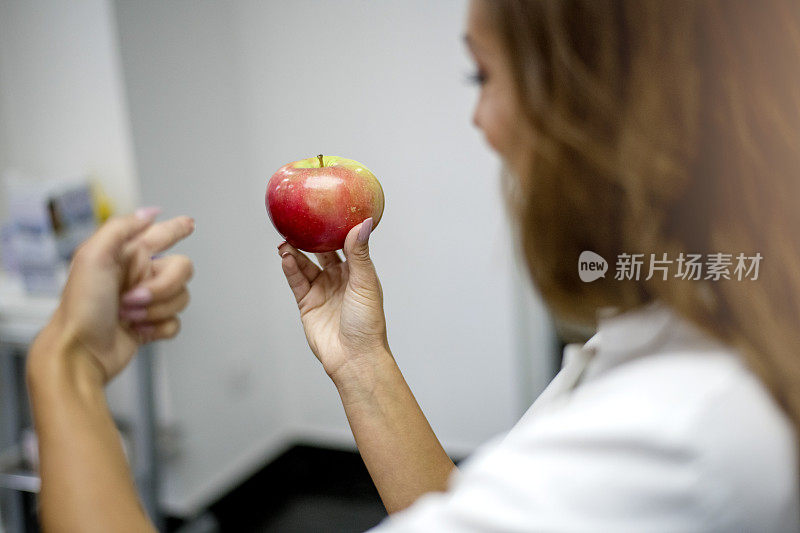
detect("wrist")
[27,316,106,400]
[330,347,398,402]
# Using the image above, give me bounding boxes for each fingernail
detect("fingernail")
[277,240,287,251]
[187,217,196,231]
[357,217,373,243]
[135,206,162,220]
[119,307,148,321]
[121,286,152,306]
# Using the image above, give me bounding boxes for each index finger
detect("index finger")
[83,208,161,259]
[134,215,196,254]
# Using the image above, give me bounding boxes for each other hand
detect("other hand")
[33,208,195,383]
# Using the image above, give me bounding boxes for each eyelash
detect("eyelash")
[466,70,487,86]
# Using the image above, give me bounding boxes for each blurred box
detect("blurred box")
[2,173,99,296]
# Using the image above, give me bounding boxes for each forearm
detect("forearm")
[27,326,155,533]
[332,349,456,514]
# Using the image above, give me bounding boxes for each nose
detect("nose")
[471,105,481,130]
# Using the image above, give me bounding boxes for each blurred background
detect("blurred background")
[0,1,558,531]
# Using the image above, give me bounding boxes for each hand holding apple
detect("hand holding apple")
[277,215,391,386]
[266,154,385,252]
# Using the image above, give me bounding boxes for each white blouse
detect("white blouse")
[372,301,799,532]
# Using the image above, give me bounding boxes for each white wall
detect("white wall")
[113,0,297,516]
[0,0,139,217]
[0,82,7,214]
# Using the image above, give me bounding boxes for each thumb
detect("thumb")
[343,217,377,287]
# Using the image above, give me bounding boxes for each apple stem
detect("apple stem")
[317,154,324,167]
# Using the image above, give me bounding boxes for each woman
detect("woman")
[28,0,800,530]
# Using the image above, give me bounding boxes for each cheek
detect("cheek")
[473,89,518,160]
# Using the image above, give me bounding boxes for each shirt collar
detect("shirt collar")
[579,300,731,381]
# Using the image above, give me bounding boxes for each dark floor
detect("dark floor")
[254,495,387,533]
[167,444,388,533]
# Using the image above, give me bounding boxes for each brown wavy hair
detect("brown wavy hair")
[488,0,800,435]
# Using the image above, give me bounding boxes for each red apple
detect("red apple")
[266,154,384,252]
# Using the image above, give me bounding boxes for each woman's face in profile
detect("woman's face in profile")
[464,0,531,178]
